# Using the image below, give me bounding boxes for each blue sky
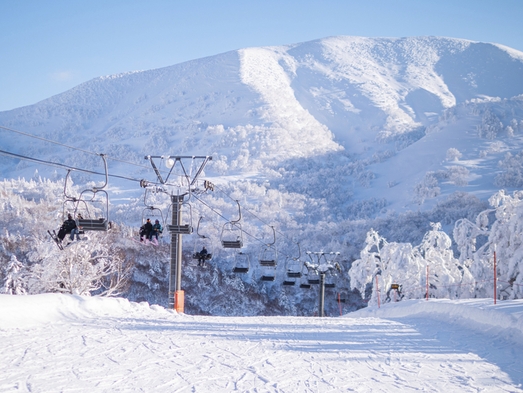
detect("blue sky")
[1,0,522,112]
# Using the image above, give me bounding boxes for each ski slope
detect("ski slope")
[1,294,522,392]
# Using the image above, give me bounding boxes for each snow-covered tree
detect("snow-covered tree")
[495,151,523,187]
[446,148,462,161]
[447,166,469,186]
[417,223,474,299]
[414,173,440,205]
[350,223,474,305]
[3,255,26,295]
[349,229,386,306]
[27,233,133,296]
[453,190,523,299]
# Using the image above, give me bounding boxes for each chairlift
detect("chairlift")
[259,226,277,281]
[73,154,110,231]
[259,226,277,266]
[282,242,303,286]
[192,217,213,264]
[298,262,312,289]
[324,252,342,288]
[282,258,300,285]
[141,188,165,225]
[166,200,193,235]
[299,276,311,289]
[232,251,250,273]
[137,188,166,242]
[305,254,321,285]
[62,169,89,221]
[221,200,243,248]
[337,290,348,304]
[285,242,303,278]
[64,154,109,231]
[324,270,337,289]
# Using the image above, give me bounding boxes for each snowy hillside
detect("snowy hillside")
[1,36,523,215]
[2,36,523,314]
[1,294,523,391]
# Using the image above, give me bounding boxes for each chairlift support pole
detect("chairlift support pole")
[169,194,184,309]
[319,272,326,317]
[307,251,340,317]
[143,155,212,311]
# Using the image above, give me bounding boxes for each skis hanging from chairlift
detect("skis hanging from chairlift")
[48,154,110,250]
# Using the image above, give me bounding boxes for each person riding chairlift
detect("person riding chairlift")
[139,218,153,242]
[152,219,163,241]
[57,214,77,243]
[198,246,208,267]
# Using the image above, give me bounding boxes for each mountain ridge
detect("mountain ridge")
[1,35,523,220]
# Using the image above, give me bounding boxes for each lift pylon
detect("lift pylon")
[142,155,212,311]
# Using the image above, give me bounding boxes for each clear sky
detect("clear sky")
[1,0,522,112]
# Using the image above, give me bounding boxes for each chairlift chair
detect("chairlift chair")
[282,257,303,286]
[221,200,243,248]
[284,242,303,282]
[299,278,311,289]
[259,226,277,266]
[324,252,342,288]
[232,252,250,273]
[192,217,213,263]
[166,200,193,235]
[286,259,303,278]
[299,263,312,289]
[72,154,111,232]
[258,226,277,281]
[337,290,348,303]
[62,171,90,222]
[306,260,320,285]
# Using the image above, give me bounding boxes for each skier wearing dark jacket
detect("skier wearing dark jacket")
[140,218,153,241]
[57,214,77,242]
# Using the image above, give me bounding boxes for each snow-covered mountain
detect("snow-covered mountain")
[2,36,523,216]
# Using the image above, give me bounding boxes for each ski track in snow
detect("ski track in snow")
[1,297,523,392]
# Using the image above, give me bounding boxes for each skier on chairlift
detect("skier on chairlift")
[57,214,77,243]
[152,219,163,241]
[198,246,208,267]
[68,213,84,241]
[140,218,153,242]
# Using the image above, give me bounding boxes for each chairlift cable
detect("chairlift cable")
[191,193,266,246]
[192,193,297,261]
[210,183,300,252]
[0,125,151,170]
[0,148,143,184]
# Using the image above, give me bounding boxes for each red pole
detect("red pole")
[376,275,380,308]
[426,265,429,301]
[494,251,497,305]
[338,293,342,316]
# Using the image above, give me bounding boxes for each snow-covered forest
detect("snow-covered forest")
[1,176,521,315]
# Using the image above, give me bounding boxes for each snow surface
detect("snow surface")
[1,294,522,392]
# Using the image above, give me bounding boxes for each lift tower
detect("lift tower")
[142,155,212,311]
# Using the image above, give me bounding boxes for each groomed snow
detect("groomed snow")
[1,294,522,392]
